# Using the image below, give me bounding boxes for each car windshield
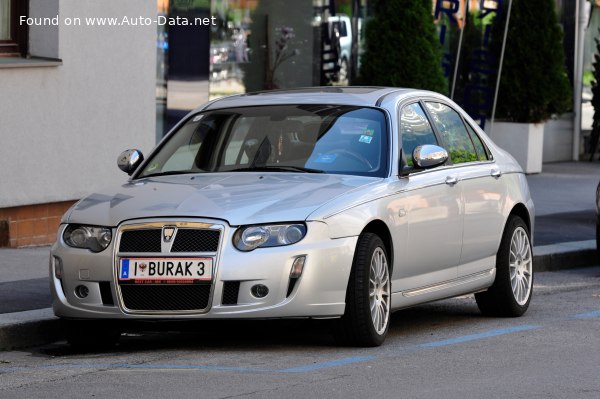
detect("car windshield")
[138,105,389,178]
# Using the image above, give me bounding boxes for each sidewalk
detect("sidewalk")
[0,161,598,349]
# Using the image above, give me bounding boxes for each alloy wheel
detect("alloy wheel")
[509,226,532,305]
[369,247,390,335]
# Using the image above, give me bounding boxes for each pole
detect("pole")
[450,2,467,100]
[489,0,513,137]
[572,0,587,161]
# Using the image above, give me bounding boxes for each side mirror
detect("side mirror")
[413,145,448,169]
[117,149,144,175]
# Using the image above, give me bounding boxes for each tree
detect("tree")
[358,0,446,92]
[492,0,572,123]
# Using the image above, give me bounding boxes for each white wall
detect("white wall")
[0,0,156,208]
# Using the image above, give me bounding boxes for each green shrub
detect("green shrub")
[491,0,572,123]
[358,0,446,93]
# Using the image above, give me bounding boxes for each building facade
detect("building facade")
[0,0,156,247]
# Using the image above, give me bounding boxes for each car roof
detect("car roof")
[198,87,432,112]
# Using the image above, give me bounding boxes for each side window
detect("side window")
[400,103,438,167]
[340,21,348,37]
[465,122,491,161]
[424,102,478,164]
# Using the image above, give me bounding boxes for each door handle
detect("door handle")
[491,168,502,178]
[445,176,458,186]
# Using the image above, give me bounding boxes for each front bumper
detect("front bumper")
[50,219,357,320]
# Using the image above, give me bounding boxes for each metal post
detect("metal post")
[450,2,467,100]
[572,0,587,161]
[489,0,513,137]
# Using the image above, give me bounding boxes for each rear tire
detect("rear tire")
[335,233,390,347]
[62,319,121,350]
[475,215,533,317]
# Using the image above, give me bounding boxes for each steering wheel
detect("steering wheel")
[325,149,374,170]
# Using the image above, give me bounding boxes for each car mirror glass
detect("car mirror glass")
[117,149,144,175]
[412,145,448,169]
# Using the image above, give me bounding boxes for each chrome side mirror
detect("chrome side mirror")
[413,145,448,169]
[117,149,144,175]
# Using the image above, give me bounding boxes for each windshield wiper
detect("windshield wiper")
[139,170,199,179]
[229,166,324,173]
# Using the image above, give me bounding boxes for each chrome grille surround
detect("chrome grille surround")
[114,220,224,315]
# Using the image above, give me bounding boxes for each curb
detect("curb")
[533,240,598,272]
[1,241,597,350]
[0,309,62,351]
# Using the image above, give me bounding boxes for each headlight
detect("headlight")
[63,225,113,252]
[233,223,307,251]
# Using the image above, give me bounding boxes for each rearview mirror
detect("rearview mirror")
[117,149,144,175]
[413,145,448,169]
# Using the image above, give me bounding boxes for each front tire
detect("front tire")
[475,215,533,316]
[335,233,390,347]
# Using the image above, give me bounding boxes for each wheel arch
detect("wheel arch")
[508,203,532,237]
[360,220,394,274]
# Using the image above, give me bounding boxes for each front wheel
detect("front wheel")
[335,233,391,347]
[475,215,533,316]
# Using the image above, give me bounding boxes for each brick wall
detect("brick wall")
[0,201,78,248]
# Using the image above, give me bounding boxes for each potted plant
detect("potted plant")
[358,0,446,92]
[487,0,572,173]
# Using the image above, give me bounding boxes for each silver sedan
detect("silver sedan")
[50,87,534,347]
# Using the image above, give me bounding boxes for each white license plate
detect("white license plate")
[118,258,212,283]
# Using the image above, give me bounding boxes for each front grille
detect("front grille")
[119,228,220,253]
[120,284,211,311]
[221,281,240,305]
[172,229,220,252]
[119,230,161,252]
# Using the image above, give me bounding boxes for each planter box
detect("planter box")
[486,121,545,174]
[543,113,574,162]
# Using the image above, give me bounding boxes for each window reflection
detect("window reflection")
[401,103,438,166]
[425,102,478,164]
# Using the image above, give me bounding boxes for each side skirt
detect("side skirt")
[391,269,496,310]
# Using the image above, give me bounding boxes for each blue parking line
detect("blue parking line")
[573,310,600,319]
[279,356,375,373]
[418,325,540,349]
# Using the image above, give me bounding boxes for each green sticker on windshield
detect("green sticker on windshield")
[364,128,374,136]
[359,135,373,144]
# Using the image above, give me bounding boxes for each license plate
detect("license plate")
[118,258,212,283]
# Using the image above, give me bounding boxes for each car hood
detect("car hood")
[65,173,380,227]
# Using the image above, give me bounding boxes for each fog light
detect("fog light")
[75,285,89,299]
[53,256,63,279]
[290,256,306,279]
[251,284,269,298]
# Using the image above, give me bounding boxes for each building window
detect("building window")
[0,0,28,56]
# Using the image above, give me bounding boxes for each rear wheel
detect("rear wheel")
[475,215,533,316]
[335,233,390,346]
[62,319,121,350]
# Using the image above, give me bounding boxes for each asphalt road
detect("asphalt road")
[1,266,599,399]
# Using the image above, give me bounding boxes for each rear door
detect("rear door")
[423,101,505,277]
